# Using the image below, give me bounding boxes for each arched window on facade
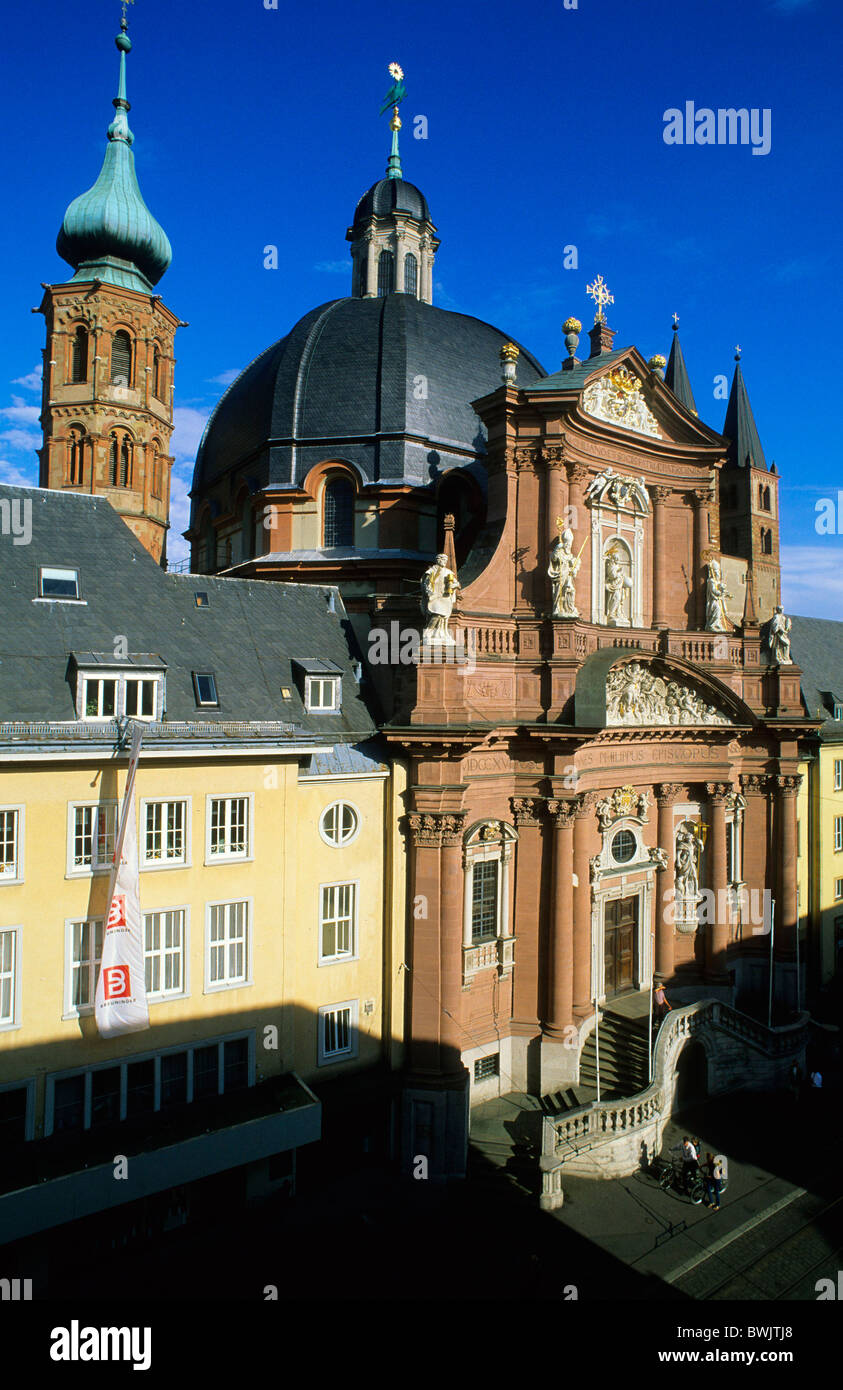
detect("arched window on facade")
[357,256,368,296]
[404,252,418,297]
[111,330,133,386]
[763,486,771,511]
[109,429,133,487]
[152,345,164,400]
[67,427,85,486]
[323,477,355,547]
[200,515,216,574]
[240,494,253,562]
[761,527,773,555]
[70,326,88,384]
[151,441,163,498]
[377,249,395,296]
[462,821,518,979]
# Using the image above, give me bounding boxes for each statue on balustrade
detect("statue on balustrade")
[421,553,461,643]
[705,559,731,632]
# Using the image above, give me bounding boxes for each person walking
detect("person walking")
[707,1155,725,1211]
[682,1136,699,1189]
[654,983,672,1026]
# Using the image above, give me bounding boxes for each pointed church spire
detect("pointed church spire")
[56,9,172,293]
[664,315,698,415]
[723,347,767,470]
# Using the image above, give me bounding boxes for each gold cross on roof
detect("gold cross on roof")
[586,274,614,324]
[120,0,135,24]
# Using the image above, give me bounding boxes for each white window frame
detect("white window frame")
[305,675,341,712]
[835,878,843,902]
[204,898,253,993]
[77,671,163,722]
[317,999,359,1065]
[39,566,80,600]
[318,880,359,964]
[43,1031,255,1136]
[0,805,24,885]
[67,801,118,876]
[0,1078,36,1142]
[63,917,104,1018]
[0,925,22,1031]
[836,817,843,854]
[835,759,843,792]
[144,905,190,1001]
[462,824,516,948]
[318,800,360,847]
[192,671,219,707]
[205,793,253,864]
[140,797,191,870]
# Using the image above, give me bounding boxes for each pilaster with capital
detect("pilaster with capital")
[544,799,577,1035]
[405,811,467,1074]
[651,486,672,627]
[566,464,591,616]
[572,793,597,1018]
[705,783,731,978]
[690,487,715,628]
[775,774,802,955]
[509,796,544,1030]
[655,784,684,979]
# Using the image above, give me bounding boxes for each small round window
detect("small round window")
[320,801,359,847]
[611,829,637,864]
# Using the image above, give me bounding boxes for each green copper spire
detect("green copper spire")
[56,13,172,294]
[380,63,406,180]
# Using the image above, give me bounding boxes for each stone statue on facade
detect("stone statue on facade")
[604,547,632,624]
[766,606,792,664]
[705,559,731,632]
[675,824,700,900]
[421,553,461,643]
[548,527,581,617]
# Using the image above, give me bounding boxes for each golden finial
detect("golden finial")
[586,274,614,324]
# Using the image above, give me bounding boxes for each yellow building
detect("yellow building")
[791,617,843,1000]
[0,484,405,1253]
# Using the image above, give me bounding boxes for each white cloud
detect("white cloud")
[166,460,193,565]
[313,260,350,274]
[207,369,241,387]
[171,405,210,463]
[0,458,37,487]
[12,366,42,391]
[0,428,41,453]
[1,397,40,426]
[781,544,843,619]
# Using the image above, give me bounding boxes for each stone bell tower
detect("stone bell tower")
[36,13,182,565]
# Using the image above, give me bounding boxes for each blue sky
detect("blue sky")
[2,0,842,612]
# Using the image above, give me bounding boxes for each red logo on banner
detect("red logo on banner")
[103,965,131,999]
[106,895,127,930]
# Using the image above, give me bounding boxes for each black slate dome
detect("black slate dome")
[190,295,546,523]
[351,177,431,229]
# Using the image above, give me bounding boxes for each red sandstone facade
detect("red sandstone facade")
[373,335,816,1174]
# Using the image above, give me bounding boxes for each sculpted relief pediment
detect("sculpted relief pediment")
[606,662,733,728]
[582,367,661,439]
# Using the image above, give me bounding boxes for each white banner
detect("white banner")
[95,724,149,1038]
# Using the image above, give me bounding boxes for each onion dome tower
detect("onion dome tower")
[36,11,182,565]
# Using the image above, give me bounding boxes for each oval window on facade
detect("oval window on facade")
[320,801,360,847]
[611,828,637,864]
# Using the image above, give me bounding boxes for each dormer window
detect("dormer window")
[74,654,165,722]
[293,659,343,713]
[306,676,340,711]
[40,566,79,600]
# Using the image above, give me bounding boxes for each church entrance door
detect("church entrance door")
[604,895,638,997]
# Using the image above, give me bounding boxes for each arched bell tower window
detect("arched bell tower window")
[109,429,133,488]
[404,252,418,297]
[111,330,133,387]
[323,477,355,548]
[377,249,395,296]
[357,256,368,297]
[151,440,163,498]
[70,326,88,384]
[152,345,164,400]
[67,427,85,486]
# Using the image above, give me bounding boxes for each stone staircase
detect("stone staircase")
[579,1001,651,1099]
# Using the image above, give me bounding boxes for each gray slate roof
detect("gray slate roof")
[723,360,767,471]
[789,615,843,740]
[0,484,375,744]
[189,295,546,520]
[665,330,698,415]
